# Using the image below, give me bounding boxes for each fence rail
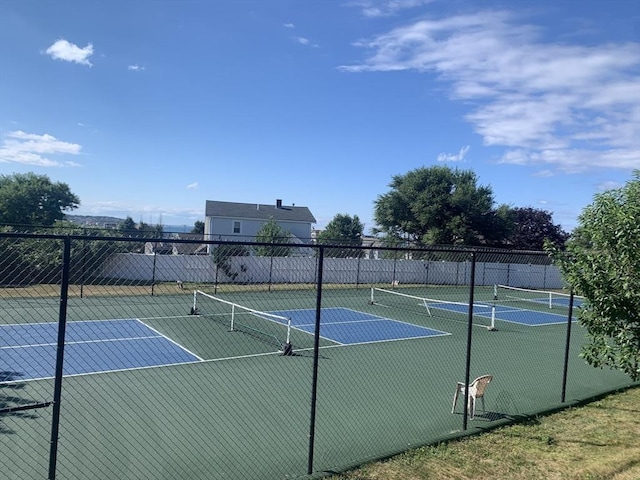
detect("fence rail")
[0,233,635,480]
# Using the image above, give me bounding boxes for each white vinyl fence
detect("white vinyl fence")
[101,254,565,289]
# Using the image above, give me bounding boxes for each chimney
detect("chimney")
[276,199,282,209]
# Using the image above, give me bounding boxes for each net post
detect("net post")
[549,292,553,309]
[281,318,294,356]
[285,318,291,345]
[488,305,497,331]
[230,304,235,331]
[190,290,198,315]
[369,287,374,304]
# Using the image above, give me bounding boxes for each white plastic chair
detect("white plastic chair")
[452,375,493,419]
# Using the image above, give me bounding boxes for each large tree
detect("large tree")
[316,213,364,258]
[118,216,138,237]
[547,171,639,381]
[373,166,509,246]
[0,172,80,226]
[506,207,569,250]
[191,220,205,235]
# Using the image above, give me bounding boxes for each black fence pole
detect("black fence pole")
[307,246,324,475]
[80,230,87,298]
[462,252,477,431]
[151,248,157,296]
[392,257,397,284]
[561,289,575,403]
[268,247,274,292]
[48,236,72,480]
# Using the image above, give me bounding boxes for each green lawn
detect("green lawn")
[327,386,640,480]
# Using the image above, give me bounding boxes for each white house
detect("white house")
[204,199,316,244]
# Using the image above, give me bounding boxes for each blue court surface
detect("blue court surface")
[530,297,584,308]
[427,302,572,326]
[0,319,202,382]
[270,307,450,345]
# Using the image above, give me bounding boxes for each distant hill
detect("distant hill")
[65,215,123,228]
[64,215,192,233]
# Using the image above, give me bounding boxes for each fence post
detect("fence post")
[151,248,157,296]
[80,230,87,298]
[561,289,575,403]
[48,236,71,480]
[307,246,324,475]
[462,251,477,431]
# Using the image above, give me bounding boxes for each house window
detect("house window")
[233,221,241,234]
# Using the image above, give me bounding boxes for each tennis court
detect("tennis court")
[271,307,450,345]
[428,302,571,326]
[0,262,628,480]
[1,319,202,381]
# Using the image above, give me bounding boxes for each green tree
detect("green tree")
[191,220,205,234]
[373,166,509,246]
[117,216,163,238]
[547,171,640,381]
[505,207,569,250]
[137,221,163,238]
[254,218,292,257]
[118,216,138,237]
[316,213,364,258]
[0,172,80,226]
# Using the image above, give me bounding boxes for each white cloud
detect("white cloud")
[0,131,82,167]
[437,145,470,162]
[597,180,623,191]
[292,36,319,48]
[284,23,295,28]
[187,182,198,190]
[340,10,640,173]
[351,0,434,18]
[128,64,145,71]
[45,39,94,66]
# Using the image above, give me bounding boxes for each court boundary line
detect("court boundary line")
[2,331,456,386]
[374,301,491,329]
[473,308,571,327]
[340,306,450,336]
[425,302,572,327]
[0,317,149,328]
[274,306,451,344]
[1,334,162,350]
[135,317,205,361]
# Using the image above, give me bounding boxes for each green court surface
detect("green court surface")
[1,286,636,479]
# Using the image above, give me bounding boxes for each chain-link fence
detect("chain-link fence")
[1,232,636,480]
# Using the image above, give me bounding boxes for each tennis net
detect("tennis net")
[370,287,496,330]
[190,290,293,355]
[495,285,584,310]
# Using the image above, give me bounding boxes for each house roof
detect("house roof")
[205,200,316,223]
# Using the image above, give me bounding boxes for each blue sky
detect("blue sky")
[1,0,639,233]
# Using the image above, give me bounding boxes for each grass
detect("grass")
[326,386,640,480]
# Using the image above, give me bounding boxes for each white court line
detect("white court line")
[287,307,450,340]
[0,334,162,350]
[135,317,204,361]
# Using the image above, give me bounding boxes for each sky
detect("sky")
[1,0,639,233]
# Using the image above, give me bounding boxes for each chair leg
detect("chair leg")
[468,397,475,419]
[452,388,460,413]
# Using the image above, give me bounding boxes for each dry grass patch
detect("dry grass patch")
[328,386,640,480]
